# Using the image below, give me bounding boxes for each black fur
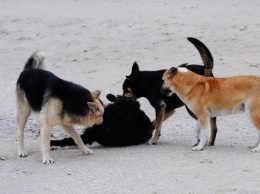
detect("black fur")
[123,64,207,118]
[122,37,218,145]
[51,94,153,147]
[16,52,103,163]
[17,67,94,117]
[187,37,213,74]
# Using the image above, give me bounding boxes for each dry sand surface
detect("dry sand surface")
[1,0,260,193]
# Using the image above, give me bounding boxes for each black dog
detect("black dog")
[122,37,218,145]
[51,94,153,147]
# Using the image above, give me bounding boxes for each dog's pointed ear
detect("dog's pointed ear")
[87,102,98,111]
[168,67,177,75]
[178,63,188,67]
[131,62,140,74]
[106,93,116,102]
[92,90,101,98]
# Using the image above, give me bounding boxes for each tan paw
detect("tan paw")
[151,136,159,145]
[192,146,204,151]
[42,157,54,164]
[82,146,93,155]
[18,150,27,157]
[251,147,260,152]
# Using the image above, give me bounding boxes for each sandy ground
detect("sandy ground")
[1,0,260,193]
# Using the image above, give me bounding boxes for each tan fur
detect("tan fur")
[162,67,260,151]
[16,88,104,164]
[152,102,167,143]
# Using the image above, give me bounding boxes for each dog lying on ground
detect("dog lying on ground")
[161,66,260,151]
[51,94,153,147]
[122,37,218,145]
[16,52,104,163]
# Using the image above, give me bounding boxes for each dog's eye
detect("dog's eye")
[128,88,132,92]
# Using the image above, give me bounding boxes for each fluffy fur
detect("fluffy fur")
[122,37,218,145]
[51,94,153,147]
[16,51,104,163]
[162,66,260,151]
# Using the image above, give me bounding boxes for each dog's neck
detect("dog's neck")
[169,71,206,100]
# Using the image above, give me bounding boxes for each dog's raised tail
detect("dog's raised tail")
[187,37,213,76]
[23,51,45,71]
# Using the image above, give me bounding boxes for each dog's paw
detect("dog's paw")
[151,134,160,145]
[192,143,199,147]
[151,138,158,145]
[82,147,93,155]
[42,157,54,164]
[18,150,28,157]
[248,144,258,149]
[251,147,260,152]
[192,139,200,147]
[50,146,57,151]
[192,146,204,151]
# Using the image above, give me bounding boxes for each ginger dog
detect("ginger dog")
[161,66,260,151]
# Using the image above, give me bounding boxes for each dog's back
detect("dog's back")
[97,94,153,146]
[16,53,103,121]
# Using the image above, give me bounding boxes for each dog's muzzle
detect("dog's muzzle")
[161,86,174,97]
[161,87,171,95]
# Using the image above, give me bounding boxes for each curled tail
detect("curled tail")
[23,51,45,71]
[187,37,213,76]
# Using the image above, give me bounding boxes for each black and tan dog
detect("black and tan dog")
[51,94,153,147]
[16,52,104,163]
[122,37,218,145]
[162,66,260,151]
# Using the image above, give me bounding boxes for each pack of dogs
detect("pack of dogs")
[15,37,260,164]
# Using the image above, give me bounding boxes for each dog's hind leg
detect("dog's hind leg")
[62,125,93,155]
[16,91,31,157]
[208,117,218,146]
[249,130,260,151]
[39,120,54,164]
[151,103,166,144]
[247,102,260,152]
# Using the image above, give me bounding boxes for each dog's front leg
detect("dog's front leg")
[250,130,260,152]
[62,125,93,155]
[192,121,200,146]
[192,118,209,151]
[151,103,166,144]
[17,121,28,157]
